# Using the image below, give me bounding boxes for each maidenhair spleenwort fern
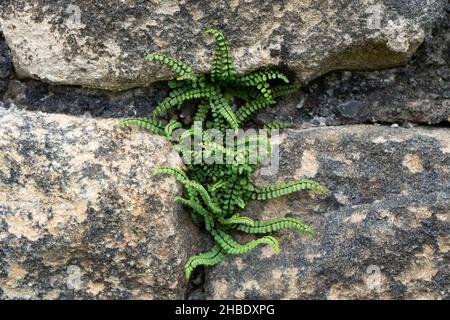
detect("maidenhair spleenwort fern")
[118,29,327,278]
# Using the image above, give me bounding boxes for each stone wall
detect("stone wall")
[0,1,449,300]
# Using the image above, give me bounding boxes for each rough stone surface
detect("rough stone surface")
[0,7,447,126]
[256,7,450,126]
[205,125,450,299]
[0,0,447,91]
[2,79,169,118]
[0,0,448,302]
[0,32,12,98]
[0,108,199,299]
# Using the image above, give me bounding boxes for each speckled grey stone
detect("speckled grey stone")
[0,32,12,98]
[255,8,450,126]
[0,0,447,91]
[0,108,200,299]
[205,125,450,299]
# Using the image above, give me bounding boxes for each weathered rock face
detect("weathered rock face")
[0,108,199,299]
[1,7,448,126]
[205,126,450,299]
[0,0,448,301]
[0,32,12,98]
[0,0,447,91]
[256,7,450,126]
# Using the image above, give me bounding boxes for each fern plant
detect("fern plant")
[117,29,327,278]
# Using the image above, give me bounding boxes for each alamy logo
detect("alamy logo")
[65,4,82,29]
[167,121,280,176]
[366,265,382,291]
[365,3,384,30]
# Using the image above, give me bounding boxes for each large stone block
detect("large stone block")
[0,0,446,91]
[0,108,198,299]
[205,125,450,299]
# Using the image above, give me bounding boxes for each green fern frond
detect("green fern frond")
[236,69,289,86]
[237,217,314,235]
[236,96,276,123]
[206,28,236,82]
[119,29,327,279]
[152,166,190,184]
[251,179,327,200]
[257,82,273,102]
[193,104,210,123]
[184,244,225,279]
[188,181,222,215]
[116,117,165,135]
[220,177,244,217]
[211,229,280,255]
[153,166,201,200]
[188,163,219,181]
[165,119,183,139]
[211,98,239,129]
[177,128,194,143]
[226,86,260,102]
[175,196,214,231]
[264,120,292,131]
[146,53,197,81]
[271,84,300,98]
[209,179,228,192]
[221,215,255,226]
[152,86,217,118]
[168,80,185,89]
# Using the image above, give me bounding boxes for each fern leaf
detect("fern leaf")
[211,98,239,129]
[152,166,190,184]
[184,244,225,279]
[236,96,276,123]
[209,102,228,132]
[219,176,244,217]
[165,119,183,139]
[209,179,228,192]
[237,217,314,235]
[177,128,193,143]
[257,82,273,102]
[188,181,222,215]
[175,196,214,231]
[211,229,280,255]
[167,80,185,89]
[236,70,289,86]
[271,84,300,98]
[206,29,236,81]
[152,86,217,118]
[193,103,210,123]
[264,120,292,131]
[116,118,165,136]
[146,53,197,81]
[221,215,255,227]
[188,164,219,181]
[227,86,260,102]
[153,166,201,200]
[251,179,327,200]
